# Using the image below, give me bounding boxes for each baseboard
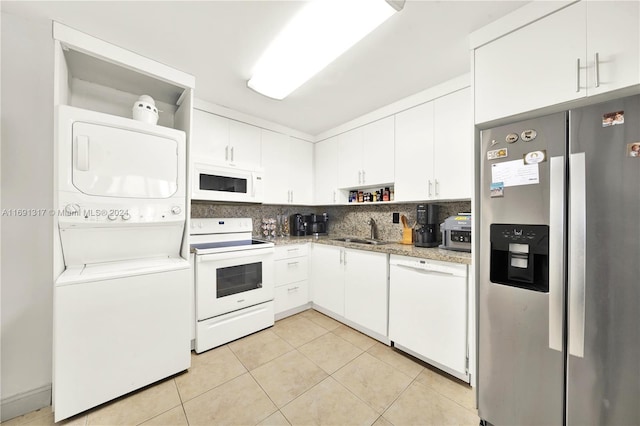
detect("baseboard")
[275,303,312,321]
[310,303,390,345]
[1,384,51,422]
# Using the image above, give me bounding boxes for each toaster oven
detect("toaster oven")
[439,214,471,252]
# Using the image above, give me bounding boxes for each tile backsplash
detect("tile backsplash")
[191,200,471,243]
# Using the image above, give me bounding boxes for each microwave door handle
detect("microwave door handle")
[252,172,257,197]
[76,135,90,171]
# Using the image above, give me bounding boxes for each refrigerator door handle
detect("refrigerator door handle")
[569,152,586,358]
[549,156,564,352]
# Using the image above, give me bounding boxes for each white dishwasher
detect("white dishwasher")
[389,254,469,382]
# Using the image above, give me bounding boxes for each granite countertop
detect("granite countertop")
[264,235,471,265]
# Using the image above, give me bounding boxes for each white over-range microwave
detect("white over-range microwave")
[192,162,264,203]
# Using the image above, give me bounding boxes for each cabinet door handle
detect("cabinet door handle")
[343,250,347,266]
[287,286,299,292]
[435,179,439,196]
[594,52,600,88]
[428,180,433,197]
[358,170,362,185]
[333,190,336,203]
[251,172,258,197]
[362,170,365,184]
[576,58,581,93]
[339,249,343,264]
[287,261,299,267]
[225,145,229,161]
[231,146,234,162]
[291,190,294,203]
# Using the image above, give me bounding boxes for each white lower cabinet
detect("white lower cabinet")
[274,283,308,317]
[274,244,309,318]
[389,254,469,382]
[311,244,388,340]
[344,250,388,337]
[310,244,345,316]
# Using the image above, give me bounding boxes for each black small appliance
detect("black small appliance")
[307,213,329,236]
[414,204,439,247]
[289,213,307,236]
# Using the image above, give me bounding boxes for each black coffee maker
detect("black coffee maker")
[289,213,308,236]
[414,204,439,247]
[307,213,329,236]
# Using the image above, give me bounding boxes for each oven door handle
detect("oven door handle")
[196,247,274,263]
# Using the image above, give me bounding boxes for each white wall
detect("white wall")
[1,12,54,421]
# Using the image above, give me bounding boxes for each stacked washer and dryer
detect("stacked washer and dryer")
[53,106,191,421]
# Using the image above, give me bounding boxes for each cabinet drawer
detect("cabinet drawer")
[274,244,308,260]
[275,281,309,314]
[275,257,308,285]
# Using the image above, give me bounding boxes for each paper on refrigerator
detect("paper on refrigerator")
[491,159,539,187]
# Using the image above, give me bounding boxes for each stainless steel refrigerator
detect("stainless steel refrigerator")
[478,94,640,425]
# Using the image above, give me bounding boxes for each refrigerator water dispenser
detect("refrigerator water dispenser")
[489,224,549,292]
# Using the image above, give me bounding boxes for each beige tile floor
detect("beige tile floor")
[3,309,478,426]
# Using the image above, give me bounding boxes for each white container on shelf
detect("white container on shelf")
[132,95,159,125]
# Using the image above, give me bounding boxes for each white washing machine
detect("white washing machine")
[53,106,191,422]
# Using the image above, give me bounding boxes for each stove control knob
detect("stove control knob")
[107,213,117,221]
[122,212,131,221]
[64,203,81,216]
[171,206,182,215]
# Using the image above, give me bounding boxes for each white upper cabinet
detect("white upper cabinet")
[474,3,586,124]
[261,129,313,205]
[586,1,640,97]
[338,116,394,189]
[191,109,261,168]
[337,127,364,188]
[433,87,472,200]
[288,137,313,205]
[228,120,262,167]
[394,101,434,201]
[261,129,290,204]
[314,136,341,205]
[394,87,472,202]
[191,109,229,162]
[362,116,395,186]
[475,1,639,124]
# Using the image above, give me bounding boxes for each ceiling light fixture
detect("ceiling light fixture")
[247,0,404,100]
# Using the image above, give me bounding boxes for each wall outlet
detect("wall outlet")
[392,213,400,224]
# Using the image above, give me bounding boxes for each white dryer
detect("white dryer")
[53,106,191,422]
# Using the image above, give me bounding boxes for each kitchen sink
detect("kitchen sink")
[331,237,390,246]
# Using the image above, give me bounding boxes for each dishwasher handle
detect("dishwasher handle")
[390,259,466,277]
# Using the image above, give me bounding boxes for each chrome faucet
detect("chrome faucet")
[367,218,376,240]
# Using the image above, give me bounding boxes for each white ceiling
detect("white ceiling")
[3,0,527,136]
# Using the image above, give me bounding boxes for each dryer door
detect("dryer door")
[72,122,178,198]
